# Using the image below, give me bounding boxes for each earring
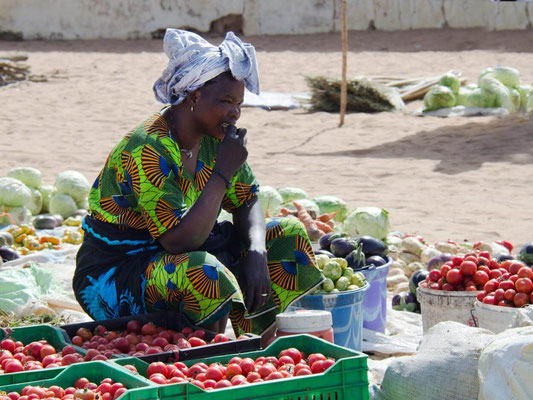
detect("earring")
[190,104,195,113]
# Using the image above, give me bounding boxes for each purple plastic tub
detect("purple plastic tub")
[360,257,392,332]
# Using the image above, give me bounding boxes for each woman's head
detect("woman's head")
[153,29,259,106]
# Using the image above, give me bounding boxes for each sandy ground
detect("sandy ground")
[1,28,533,247]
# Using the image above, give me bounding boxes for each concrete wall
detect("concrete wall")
[0,0,532,40]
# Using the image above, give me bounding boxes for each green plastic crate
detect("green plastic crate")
[115,334,369,400]
[0,324,74,386]
[0,361,158,400]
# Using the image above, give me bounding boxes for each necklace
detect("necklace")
[167,109,193,159]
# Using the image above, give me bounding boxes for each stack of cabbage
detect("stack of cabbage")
[313,254,367,294]
[0,167,90,226]
[423,67,532,114]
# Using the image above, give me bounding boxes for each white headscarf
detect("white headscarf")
[153,29,260,105]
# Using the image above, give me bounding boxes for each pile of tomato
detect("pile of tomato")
[123,347,335,390]
[0,377,127,400]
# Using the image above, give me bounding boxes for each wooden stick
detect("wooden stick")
[339,0,348,127]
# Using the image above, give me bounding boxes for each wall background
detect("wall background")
[0,0,532,40]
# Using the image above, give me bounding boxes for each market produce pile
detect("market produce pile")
[423,66,533,114]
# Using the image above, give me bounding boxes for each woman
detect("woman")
[73,29,323,340]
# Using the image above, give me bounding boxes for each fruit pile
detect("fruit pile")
[71,320,241,359]
[313,255,367,294]
[0,339,83,373]
[477,260,533,308]
[1,377,128,399]
[124,347,335,389]
[419,251,506,292]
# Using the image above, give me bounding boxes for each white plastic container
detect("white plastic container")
[275,310,334,343]
[417,286,479,332]
[473,300,524,333]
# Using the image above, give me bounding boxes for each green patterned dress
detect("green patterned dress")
[73,111,323,335]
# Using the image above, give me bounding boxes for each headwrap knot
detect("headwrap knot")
[153,29,260,105]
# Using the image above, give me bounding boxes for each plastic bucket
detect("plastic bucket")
[360,257,392,332]
[417,286,479,333]
[473,300,533,333]
[289,283,369,351]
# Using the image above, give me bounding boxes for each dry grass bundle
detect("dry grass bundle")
[0,54,47,87]
[305,76,405,113]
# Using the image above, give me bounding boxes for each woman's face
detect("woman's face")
[193,72,245,140]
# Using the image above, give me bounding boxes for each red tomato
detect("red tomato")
[493,288,505,303]
[429,269,442,282]
[498,280,515,291]
[473,270,489,286]
[515,278,533,294]
[498,301,512,307]
[518,267,533,280]
[509,261,527,275]
[513,292,529,307]
[489,269,502,280]
[440,265,451,277]
[446,269,463,286]
[204,366,224,382]
[484,279,499,294]
[476,292,487,302]
[147,362,168,378]
[279,348,302,364]
[73,389,98,400]
[225,363,243,379]
[214,380,232,389]
[451,256,464,267]
[442,283,455,291]
[504,289,517,302]
[482,295,496,305]
[246,372,261,383]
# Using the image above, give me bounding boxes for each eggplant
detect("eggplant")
[314,249,334,258]
[427,253,452,271]
[392,294,404,311]
[0,232,14,247]
[319,232,348,251]
[0,245,20,262]
[33,215,60,230]
[330,237,359,258]
[409,270,429,297]
[518,242,533,265]
[345,246,366,270]
[366,255,387,267]
[495,253,515,263]
[354,236,387,257]
[401,292,418,312]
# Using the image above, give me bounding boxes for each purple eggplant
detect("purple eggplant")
[0,246,20,262]
[330,237,359,258]
[314,249,334,258]
[366,255,387,267]
[392,294,403,311]
[354,236,387,257]
[319,232,348,252]
[403,292,418,312]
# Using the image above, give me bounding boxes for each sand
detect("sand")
[1,28,533,247]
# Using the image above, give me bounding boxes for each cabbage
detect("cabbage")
[478,66,520,88]
[312,195,348,222]
[0,206,32,225]
[455,87,473,106]
[343,207,390,240]
[479,76,519,113]
[515,84,531,111]
[423,85,456,111]
[527,92,533,115]
[277,187,309,203]
[55,170,90,204]
[335,276,350,291]
[257,186,283,216]
[322,261,342,281]
[322,278,335,292]
[38,185,57,213]
[464,88,496,108]
[26,187,43,215]
[49,193,78,219]
[439,72,460,94]
[0,177,32,207]
[7,167,42,188]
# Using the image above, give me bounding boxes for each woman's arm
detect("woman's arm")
[233,197,271,313]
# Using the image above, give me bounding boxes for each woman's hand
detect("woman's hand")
[216,125,248,179]
[239,247,271,314]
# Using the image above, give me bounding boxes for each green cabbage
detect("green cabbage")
[335,276,351,291]
[479,76,520,113]
[322,278,335,292]
[464,88,496,108]
[257,186,283,216]
[49,193,78,219]
[455,87,473,106]
[0,206,32,225]
[527,92,533,115]
[478,66,520,88]
[277,187,309,203]
[343,207,390,240]
[0,177,32,207]
[312,195,348,222]
[26,187,43,215]
[7,167,43,188]
[439,72,460,94]
[322,261,342,281]
[423,85,456,111]
[515,84,531,111]
[38,185,57,213]
[55,170,90,204]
